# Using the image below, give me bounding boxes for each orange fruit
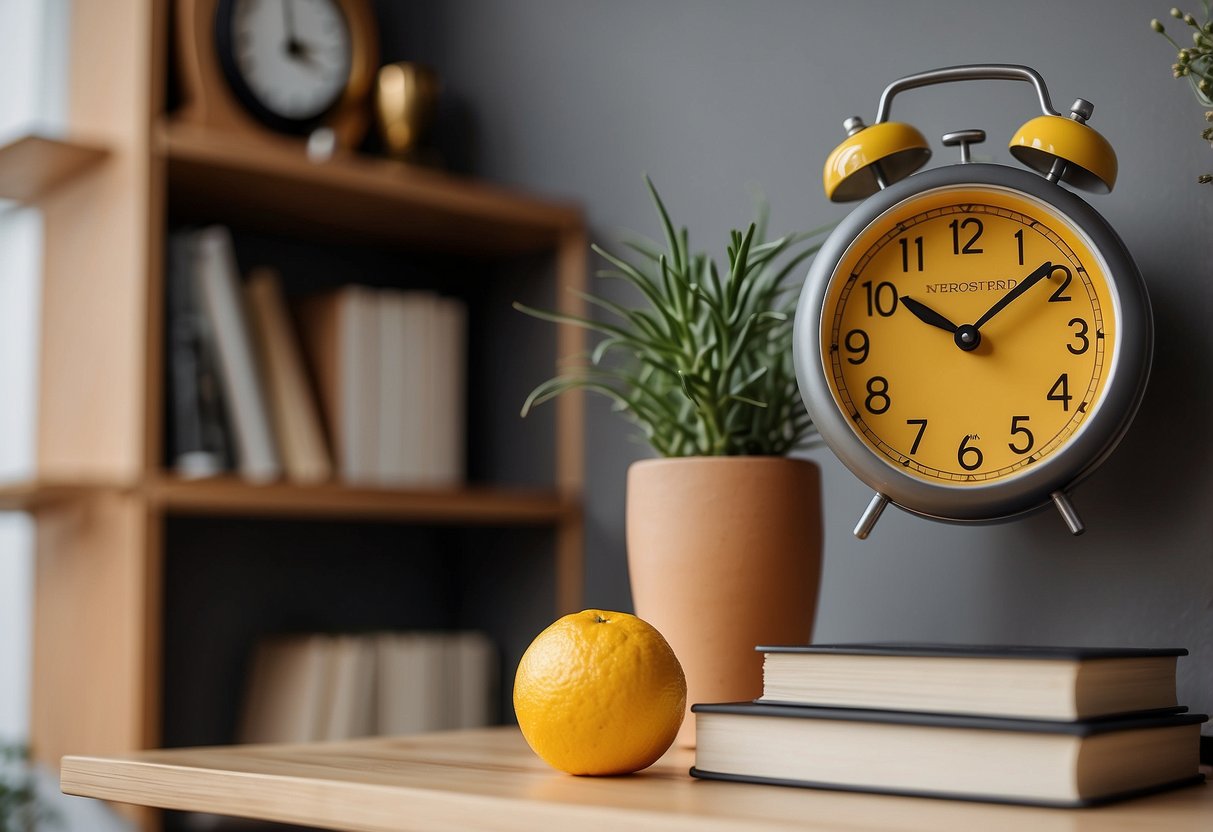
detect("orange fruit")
[513,609,686,775]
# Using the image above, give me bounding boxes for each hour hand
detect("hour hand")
[901,295,959,333]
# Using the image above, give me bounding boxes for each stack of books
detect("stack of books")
[691,644,1207,806]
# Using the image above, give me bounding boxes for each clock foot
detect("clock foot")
[854,492,890,540]
[1051,491,1086,535]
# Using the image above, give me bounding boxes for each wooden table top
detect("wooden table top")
[61,727,1211,831]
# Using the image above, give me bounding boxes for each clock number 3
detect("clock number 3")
[1067,318,1090,355]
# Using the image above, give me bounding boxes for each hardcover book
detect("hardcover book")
[691,702,1207,807]
[757,643,1185,720]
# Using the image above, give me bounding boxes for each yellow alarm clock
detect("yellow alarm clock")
[794,65,1152,539]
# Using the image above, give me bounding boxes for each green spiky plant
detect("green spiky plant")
[516,178,828,457]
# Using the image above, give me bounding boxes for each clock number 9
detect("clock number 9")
[844,329,870,364]
[864,376,891,415]
[957,435,984,471]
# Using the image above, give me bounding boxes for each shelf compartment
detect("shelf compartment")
[0,134,109,203]
[159,121,582,254]
[146,477,572,524]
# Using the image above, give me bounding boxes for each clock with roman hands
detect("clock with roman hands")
[794,65,1153,539]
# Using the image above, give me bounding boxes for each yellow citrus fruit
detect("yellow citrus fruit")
[513,609,686,775]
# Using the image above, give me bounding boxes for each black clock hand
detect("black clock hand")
[282,0,297,51]
[901,295,959,333]
[972,261,1054,331]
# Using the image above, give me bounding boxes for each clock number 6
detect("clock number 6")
[957,435,984,471]
[1008,415,1035,454]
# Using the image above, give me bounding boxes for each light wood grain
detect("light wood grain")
[60,727,1213,832]
[146,477,574,524]
[33,493,155,765]
[35,0,156,483]
[0,134,109,203]
[160,121,582,253]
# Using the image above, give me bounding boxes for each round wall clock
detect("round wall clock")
[793,65,1152,539]
[176,0,379,149]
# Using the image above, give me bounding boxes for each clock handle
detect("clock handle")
[853,493,891,540]
[874,64,1057,123]
[1050,491,1086,536]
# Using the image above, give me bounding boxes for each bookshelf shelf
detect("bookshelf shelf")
[159,121,582,253]
[0,133,109,203]
[148,477,572,524]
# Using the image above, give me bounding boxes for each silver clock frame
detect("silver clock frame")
[793,163,1153,534]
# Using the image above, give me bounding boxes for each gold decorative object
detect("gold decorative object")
[375,62,440,160]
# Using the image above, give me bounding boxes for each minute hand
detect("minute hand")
[972,262,1054,331]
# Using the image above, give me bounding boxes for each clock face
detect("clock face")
[821,184,1119,487]
[218,0,353,126]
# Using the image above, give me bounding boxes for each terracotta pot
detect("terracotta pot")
[626,456,822,747]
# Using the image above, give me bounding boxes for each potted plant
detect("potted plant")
[517,178,828,744]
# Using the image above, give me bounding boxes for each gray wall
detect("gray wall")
[381,1,1213,720]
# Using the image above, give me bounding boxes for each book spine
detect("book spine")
[166,230,229,477]
[245,267,333,483]
[192,226,281,482]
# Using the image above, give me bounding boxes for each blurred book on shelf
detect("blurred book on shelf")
[297,285,467,488]
[166,230,233,478]
[239,631,497,744]
[191,226,281,482]
[244,267,333,483]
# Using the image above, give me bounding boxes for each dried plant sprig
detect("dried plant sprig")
[516,177,828,457]
[1152,2,1213,182]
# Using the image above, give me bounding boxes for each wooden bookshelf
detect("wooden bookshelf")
[0,133,109,203]
[23,2,586,820]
